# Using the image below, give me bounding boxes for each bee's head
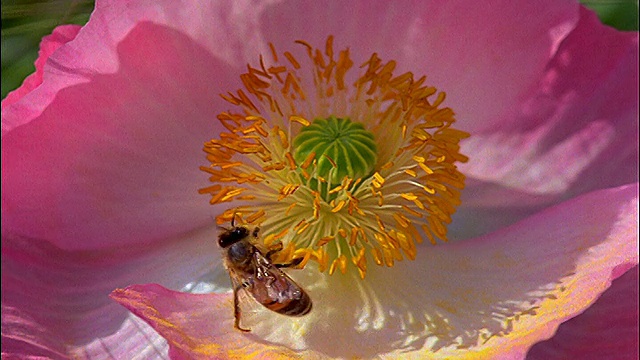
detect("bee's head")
[218,226,249,248]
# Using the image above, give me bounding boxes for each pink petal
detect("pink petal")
[1,226,220,358]
[360,183,638,358]
[460,6,638,197]
[2,20,240,249]
[2,25,81,111]
[449,6,638,239]
[527,266,639,359]
[110,284,302,359]
[1,0,267,134]
[458,183,638,358]
[1,305,69,359]
[448,178,561,240]
[112,183,638,358]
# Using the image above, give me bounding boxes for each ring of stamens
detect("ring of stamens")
[200,36,468,279]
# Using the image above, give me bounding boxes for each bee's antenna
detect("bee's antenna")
[231,209,237,227]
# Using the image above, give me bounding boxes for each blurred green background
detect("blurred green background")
[1,0,638,100]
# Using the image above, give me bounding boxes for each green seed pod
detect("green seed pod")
[293,116,377,184]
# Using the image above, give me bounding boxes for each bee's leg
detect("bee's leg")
[233,284,251,332]
[274,257,304,269]
[265,242,284,262]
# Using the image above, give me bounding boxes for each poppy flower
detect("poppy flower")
[2,0,637,359]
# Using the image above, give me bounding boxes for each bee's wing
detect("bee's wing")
[250,252,307,304]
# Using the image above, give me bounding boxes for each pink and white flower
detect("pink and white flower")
[2,1,637,359]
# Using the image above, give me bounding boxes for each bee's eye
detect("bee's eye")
[233,227,248,237]
[219,227,248,248]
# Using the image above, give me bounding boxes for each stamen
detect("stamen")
[246,210,265,224]
[317,236,335,247]
[290,115,310,126]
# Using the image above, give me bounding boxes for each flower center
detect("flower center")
[200,36,469,279]
[293,116,377,200]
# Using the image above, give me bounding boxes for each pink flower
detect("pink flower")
[2,0,637,359]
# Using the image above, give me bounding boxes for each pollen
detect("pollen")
[201,36,468,278]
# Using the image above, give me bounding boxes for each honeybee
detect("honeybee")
[218,219,312,332]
